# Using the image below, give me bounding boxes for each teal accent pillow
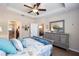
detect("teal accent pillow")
[0,38,17,54]
[10,39,23,51]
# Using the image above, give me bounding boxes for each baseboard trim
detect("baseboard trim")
[69,48,79,53]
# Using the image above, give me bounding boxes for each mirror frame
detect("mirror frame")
[49,20,65,33]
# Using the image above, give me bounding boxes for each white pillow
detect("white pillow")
[0,50,6,56]
[22,38,44,48]
[11,39,23,51]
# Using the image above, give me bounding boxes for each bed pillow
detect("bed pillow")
[0,38,17,54]
[0,50,6,56]
[21,38,44,48]
[32,36,50,45]
[21,38,33,48]
[21,38,32,48]
[21,39,27,48]
[10,39,23,51]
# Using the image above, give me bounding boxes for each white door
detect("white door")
[30,23,39,37]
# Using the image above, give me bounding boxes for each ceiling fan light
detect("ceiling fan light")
[33,9,38,13]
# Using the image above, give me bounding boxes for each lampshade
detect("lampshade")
[0,27,2,32]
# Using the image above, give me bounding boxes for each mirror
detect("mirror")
[49,20,65,33]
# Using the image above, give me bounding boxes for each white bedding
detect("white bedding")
[22,38,44,47]
[7,38,52,56]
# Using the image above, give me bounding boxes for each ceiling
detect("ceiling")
[0,3,79,18]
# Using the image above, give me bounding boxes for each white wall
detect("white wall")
[35,9,79,52]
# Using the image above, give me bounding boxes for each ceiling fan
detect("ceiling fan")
[24,3,46,15]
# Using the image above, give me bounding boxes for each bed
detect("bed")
[0,36,53,56]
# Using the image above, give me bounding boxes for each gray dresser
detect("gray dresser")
[44,32,69,50]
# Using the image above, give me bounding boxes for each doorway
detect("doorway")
[39,24,44,37]
[8,20,21,39]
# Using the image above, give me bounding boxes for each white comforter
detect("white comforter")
[7,38,52,56]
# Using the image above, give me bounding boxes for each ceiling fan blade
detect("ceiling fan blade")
[24,5,32,9]
[36,12,39,15]
[28,11,32,13]
[38,9,46,11]
[33,4,36,8]
[36,3,40,8]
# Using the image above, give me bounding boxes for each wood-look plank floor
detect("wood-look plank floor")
[53,46,79,56]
